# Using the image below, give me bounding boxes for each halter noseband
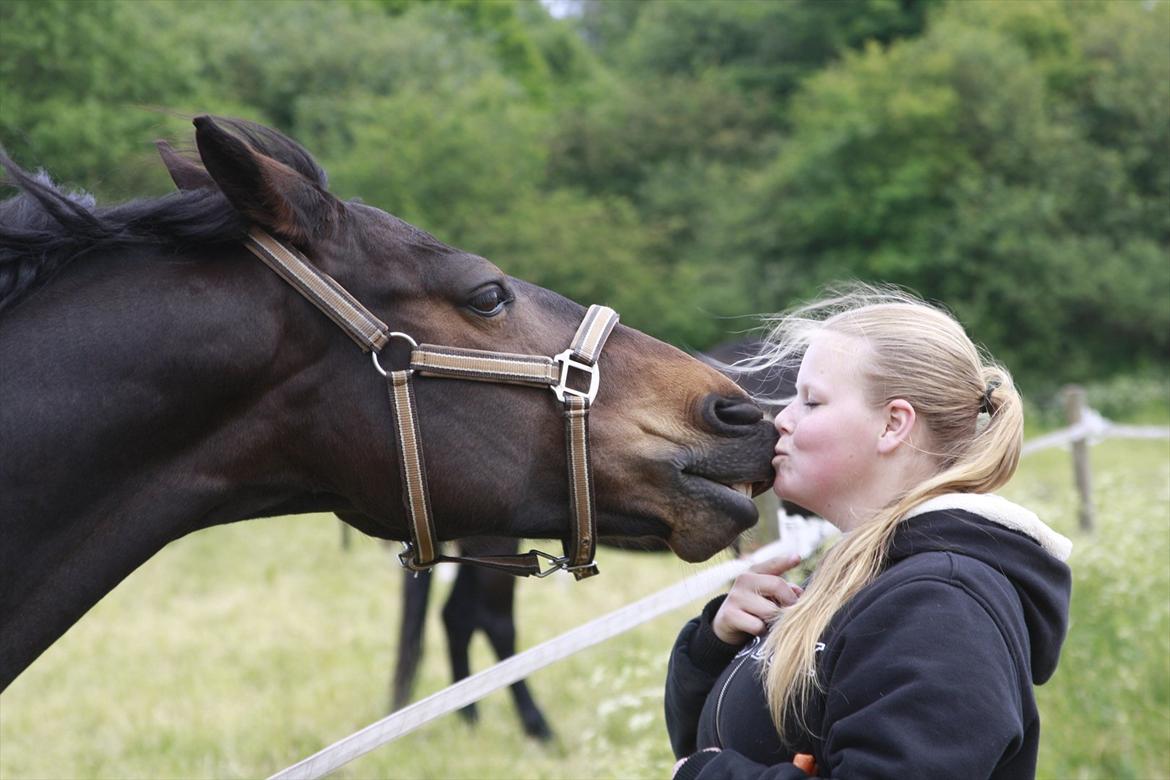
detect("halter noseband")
[244,227,618,580]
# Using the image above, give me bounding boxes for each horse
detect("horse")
[0,116,777,692]
[387,338,799,737]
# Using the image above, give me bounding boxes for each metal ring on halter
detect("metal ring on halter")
[371,331,419,377]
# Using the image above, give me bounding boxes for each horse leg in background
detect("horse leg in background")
[440,558,482,725]
[442,537,554,741]
[390,566,433,712]
[472,540,554,741]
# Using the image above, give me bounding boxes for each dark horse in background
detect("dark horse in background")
[388,339,797,739]
[0,116,778,692]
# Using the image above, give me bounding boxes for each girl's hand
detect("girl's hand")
[712,554,804,644]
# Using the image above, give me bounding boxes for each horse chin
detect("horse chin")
[661,476,761,561]
[666,522,748,562]
[597,533,672,553]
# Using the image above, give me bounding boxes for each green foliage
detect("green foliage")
[311,75,546,238]
[1,0,1166,387]
[0,0,205,195]
[733,0,1170,391]
[585,0,940,102]
[547,72,774,198]
[1082,371,1170,426]
[1003,440,1170,780]
[1026,371,1170,430]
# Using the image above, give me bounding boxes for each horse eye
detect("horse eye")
[467,284,508,316]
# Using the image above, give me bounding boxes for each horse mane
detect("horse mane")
[0,117,327,316]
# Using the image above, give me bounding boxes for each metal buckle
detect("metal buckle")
[552,349,600,404]
[531,550,570,578]
[372,331,420,377]
[397,542,430,574]
[530,549,599,578]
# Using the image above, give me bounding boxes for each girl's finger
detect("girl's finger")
[750,554,801,576]
[762,579,802,607]
[741,592,784,621]
[725,611,766,638]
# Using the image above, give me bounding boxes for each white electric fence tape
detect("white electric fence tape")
[268,539,792,780]
[272,417,1169,780]
[1022,412,1169,457]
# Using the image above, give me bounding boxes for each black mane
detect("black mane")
[0,117,327,315]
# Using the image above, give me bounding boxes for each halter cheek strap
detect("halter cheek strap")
[383,305,618,580]
[245,226,618,580]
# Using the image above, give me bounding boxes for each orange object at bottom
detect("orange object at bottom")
[793,753,818,775]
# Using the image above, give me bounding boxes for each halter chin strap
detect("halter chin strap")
[244,227,618,579]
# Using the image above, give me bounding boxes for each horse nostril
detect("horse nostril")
[711,396,764,427]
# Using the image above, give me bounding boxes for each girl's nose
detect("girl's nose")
[774,405,793,435]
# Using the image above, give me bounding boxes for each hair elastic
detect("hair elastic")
[979,380,1001,415]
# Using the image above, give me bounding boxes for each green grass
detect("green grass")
[1003,439,1170,780]
[2,438,1168,779]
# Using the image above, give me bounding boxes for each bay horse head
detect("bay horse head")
[0,116,776,689]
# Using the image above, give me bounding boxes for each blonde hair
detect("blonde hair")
[750,283,1023,741]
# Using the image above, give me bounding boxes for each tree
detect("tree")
[606,0,941,104]
[731,1,1169,388]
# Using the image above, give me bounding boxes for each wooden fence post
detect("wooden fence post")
[1062,384,1095,532]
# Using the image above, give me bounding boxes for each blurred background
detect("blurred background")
[1,1,1167,778]
[3,0,1168,403]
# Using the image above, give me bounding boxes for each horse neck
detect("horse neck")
[0,245,390,689]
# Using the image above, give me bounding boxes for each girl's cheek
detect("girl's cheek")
[791,420,820,451]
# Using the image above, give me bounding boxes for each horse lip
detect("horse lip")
[679,420,778,488]
[681,463,775,494]
[680,473,759,523]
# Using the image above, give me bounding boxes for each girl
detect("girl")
[665,286,1071,779]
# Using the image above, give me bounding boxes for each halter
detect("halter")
[244,227,618,580]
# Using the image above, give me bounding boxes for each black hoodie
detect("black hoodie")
[665,494,1072,780]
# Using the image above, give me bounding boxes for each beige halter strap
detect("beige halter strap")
[244,227,618,579]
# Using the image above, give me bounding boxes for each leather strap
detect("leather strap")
[422,551,544,577]
[556,304,619,578]
[569,304,619,365]
[411,345,558,387]
[245,226,620,580]
[385,370,438,570]
[562,396,598,579]
[244,228,389,351]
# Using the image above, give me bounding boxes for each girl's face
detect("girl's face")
[772,330,889,531]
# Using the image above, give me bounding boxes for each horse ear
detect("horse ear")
[192,115,339,246]
[155,140,216,191]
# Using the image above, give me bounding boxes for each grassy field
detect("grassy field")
[1,437,1167,779]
